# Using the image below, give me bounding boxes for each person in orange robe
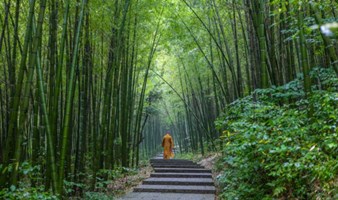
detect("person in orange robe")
[162,132,174,159]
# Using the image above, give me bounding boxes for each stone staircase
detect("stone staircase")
[119,154,215,199]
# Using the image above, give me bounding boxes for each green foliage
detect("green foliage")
[0,162,57,199]
[84,192,114,200]
[63,179,87,195]
[0,163,139,199]
[175,152,202,162]
[215,68,338,199]
[0,186,58,200]
[0,162,41,179]
[93,167,138,191]
[97,167,138,179]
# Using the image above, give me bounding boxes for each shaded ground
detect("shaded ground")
[111,164,153,197]
[198,153,222,200]
[198,153,220,170]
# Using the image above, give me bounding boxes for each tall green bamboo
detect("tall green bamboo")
[36,52,58,193]
[1,0,36,187]
[9,0,48,186]
[258,0,269,88]
[134,7,162,166]
[297,8,311,96]
[310,5,338,75]
[58,0,87,194]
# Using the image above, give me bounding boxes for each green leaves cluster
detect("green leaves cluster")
[0,186,57,200]
[215,68,338,199]
[0,162,56,199]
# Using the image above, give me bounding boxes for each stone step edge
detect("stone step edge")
[150,173,212,178]
[150,160,195,162]
[154,169,212,173]
[151,161,197,163]
[134,186,215,194]
[151,165,203,168]
[143,180,214,186]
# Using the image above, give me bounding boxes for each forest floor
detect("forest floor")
[197,153,220,170]
[111,164,153,198]
[197,153,222,199]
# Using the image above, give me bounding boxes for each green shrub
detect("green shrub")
[84,192,114,200]
[0,185,58,200]
[0,162,58,200]
[215,68,338,199]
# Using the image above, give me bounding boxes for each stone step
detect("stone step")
[151,173,212,178]
[118,192,215,200]
[151,159,194,161]
[151,163,196,166]
[143,177,214,186]
[154,168,212,173]
[151,164,203,168]
[151,161,196,165]
[134,185,216,194]
[150,159,195,163]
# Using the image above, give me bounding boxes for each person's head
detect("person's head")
[166,131,170,135]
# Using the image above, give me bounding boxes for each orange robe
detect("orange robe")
[162,134,174,159]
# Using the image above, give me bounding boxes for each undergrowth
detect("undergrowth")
[0,163,139,200]
[215,68,338,199]
[175,152,203,162]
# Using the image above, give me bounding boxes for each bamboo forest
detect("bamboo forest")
[0,0,337,199]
